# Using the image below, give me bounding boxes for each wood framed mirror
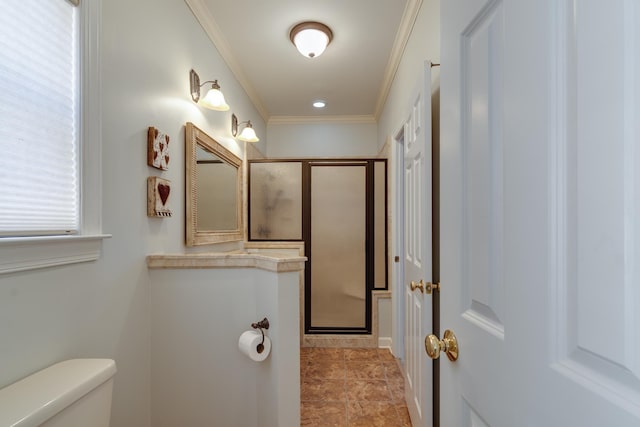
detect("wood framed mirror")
[185,122,243,246]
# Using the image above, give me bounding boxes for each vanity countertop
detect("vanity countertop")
[146,250,306,273]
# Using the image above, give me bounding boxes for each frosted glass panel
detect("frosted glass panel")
[311,165,367,328]
[250,162,302,240]
[374,161,387,289]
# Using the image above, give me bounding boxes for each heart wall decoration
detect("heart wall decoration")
[147,176,172,217]
[147,126,170,170]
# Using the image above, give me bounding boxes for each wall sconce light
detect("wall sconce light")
[189,69,230,111]
[289,21,333,58]
[231,114,259,142]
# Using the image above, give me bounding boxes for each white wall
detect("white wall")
[377,1,441,152]
[150,267,300,427]
[378,298,393,346]
[102,0,268,422]
[377,0,441,358]
[0,0,265,426]
[267,121,378,158]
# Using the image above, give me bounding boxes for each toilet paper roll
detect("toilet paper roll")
[238,330,271,362]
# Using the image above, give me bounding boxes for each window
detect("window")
[0,0,79,236]
[0,0,107,274]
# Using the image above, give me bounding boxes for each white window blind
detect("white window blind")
[0,0,79,236]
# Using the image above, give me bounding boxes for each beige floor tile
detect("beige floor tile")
[301,378,347,402]
[395,404,413,427]
[346,379,392,401]
[387,379,405,403]
[347,401,402,427]
[306,359,347,379]
[377,348,397,362]
[345,360,386,380]
[383,361,402,379]
[309,348,345,361]
[301,348,414,426]
[301,401,348,426]
[344,348,380,361]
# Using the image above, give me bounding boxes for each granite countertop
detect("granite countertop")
[146,250,306,272]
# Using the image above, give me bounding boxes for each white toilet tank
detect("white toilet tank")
[0,359,117,427]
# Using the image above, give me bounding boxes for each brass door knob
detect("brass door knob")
[425,329,459,361]
[410,280,440,294]
[410,280,425,293]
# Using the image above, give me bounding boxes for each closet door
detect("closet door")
[307,162,370,332]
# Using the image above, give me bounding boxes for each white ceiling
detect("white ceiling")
[187,0,419,122]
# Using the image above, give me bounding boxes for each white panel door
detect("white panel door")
[404,61,433,427]
[440,0,640,426]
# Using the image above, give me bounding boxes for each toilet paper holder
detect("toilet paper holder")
[251,318,270,354]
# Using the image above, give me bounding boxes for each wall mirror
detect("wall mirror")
[185,122,243,246]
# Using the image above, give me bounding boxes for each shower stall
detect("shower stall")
[249,159,387,334]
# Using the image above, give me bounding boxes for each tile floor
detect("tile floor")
[300,347,412,427]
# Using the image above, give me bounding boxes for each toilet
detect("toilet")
[0,359,117,427]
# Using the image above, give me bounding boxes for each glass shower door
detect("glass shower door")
[309,163,368,330]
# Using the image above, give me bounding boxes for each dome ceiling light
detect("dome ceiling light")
[289,21,333,59]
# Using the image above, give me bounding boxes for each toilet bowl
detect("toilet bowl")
[0,359,117,427]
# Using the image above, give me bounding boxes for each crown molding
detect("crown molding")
[373,0,423,119]
[186,0,420,123]
[184,0,270,122]
[268,115,377,125]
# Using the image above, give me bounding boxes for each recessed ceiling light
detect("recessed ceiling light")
[313,101,326,108]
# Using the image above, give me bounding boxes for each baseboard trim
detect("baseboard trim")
[378,337,392,349]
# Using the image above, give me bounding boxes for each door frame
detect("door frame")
[392,60,440,426]
[392,125,407,360]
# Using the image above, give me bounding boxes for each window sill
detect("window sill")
[0,234,111,275]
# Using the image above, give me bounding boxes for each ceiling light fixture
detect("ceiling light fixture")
[289,21,333,59]
[313,101,326,108]
[189,69,230,111]
[231,114,260,142]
